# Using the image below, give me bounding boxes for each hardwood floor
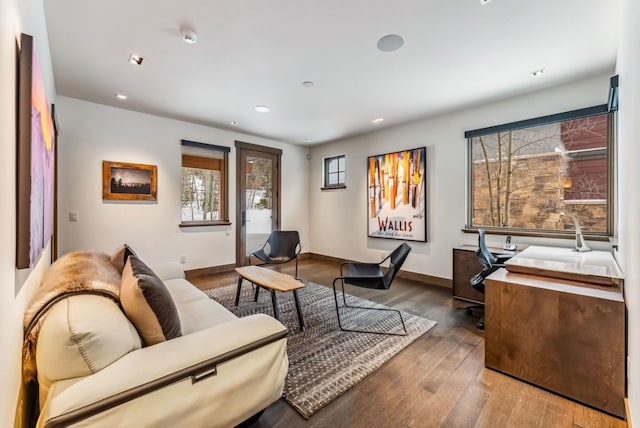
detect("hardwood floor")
[190,258,627,428]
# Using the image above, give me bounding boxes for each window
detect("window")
[323,155,346,189]
[180,140,230,226]
[465,105,613,237]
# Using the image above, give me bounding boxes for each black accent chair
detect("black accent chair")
[332,242,411,336]
[249,230,302,301]
[466,229,513,330]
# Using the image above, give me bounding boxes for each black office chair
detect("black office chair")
[332,242,411,336]
[466,229,512,330]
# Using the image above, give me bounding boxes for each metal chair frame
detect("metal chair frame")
[331,243,411,336]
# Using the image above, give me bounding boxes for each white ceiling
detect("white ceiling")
[43,0,620,146]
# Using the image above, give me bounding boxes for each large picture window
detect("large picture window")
[180,140,230,226]
[466,105,613,237]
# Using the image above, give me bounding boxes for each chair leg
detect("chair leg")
[465,304,484,316]
[332,278,407,336]
[464,303,485,331]
[254,283,260,302]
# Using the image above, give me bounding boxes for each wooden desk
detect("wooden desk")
[485,269,626,418]
[452,245,517,303]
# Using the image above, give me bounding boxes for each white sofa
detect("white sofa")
[30,254,289,428]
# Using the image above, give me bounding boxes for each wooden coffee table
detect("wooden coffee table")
[234,265,305,331]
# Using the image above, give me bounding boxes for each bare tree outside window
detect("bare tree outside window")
[180,140,229,225]
[468,112,610,235]
[181,167,220,221]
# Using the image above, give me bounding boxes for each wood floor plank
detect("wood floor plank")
[402,340,487,427]
[439,384,491,428]
[189,258,627,428]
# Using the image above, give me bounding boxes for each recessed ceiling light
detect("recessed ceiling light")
[254,105,270,113]
[115,93,128,100]
[302,81,315,88]
[128,53,144,65]
[230,121,238,125]
[180,26,198,44]
[372,117,384,124]
[377,34,405,52]
[532,68,545,77]
[480,0,493,4]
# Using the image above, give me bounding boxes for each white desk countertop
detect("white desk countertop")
[504,245,623,286]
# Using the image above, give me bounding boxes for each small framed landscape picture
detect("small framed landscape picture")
[102,160,157,201]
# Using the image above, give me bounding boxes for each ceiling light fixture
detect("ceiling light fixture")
[115,93,128,100]
[254,105,270,113]
[372,117,384,124]
[180,26,198,44]
[230,121,238,125]
[377,34,405,52]
[128,53,144,65]
[532,68,545,77]
[480,0,493,4]
[301,81,315,88]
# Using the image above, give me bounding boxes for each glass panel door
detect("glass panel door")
[245,154,274,257]
[236,143,280,266]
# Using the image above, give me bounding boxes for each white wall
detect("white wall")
[56,96,310,270]
[0,0,56,426]
[617,0,640,423]
[309,73,612,280]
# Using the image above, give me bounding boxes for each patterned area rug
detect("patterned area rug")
[204,281,437,419]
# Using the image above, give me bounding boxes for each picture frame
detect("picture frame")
[367,147,427,242]
[102,160,157,201]
[16,33,56,269]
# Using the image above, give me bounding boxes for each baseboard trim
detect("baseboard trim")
[185,253,451,289]
[185,263,236,280]
[307,252,451,288]
[184,252,315,280]
[626,398,632,427]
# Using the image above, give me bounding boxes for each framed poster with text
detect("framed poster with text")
[367,147,426,241]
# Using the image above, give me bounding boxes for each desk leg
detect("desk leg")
[293,289,305,331]
[270,290,279,320]
[254,283,260,302]
[234,276,243,306]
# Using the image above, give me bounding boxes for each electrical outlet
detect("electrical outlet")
[180,255,187,264]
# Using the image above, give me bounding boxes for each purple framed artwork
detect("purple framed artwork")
[16,33,56,269]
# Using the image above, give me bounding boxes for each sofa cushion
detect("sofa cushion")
[164,278,237,334]
[120,256,182,346]
[110,243,136,273]
[36,294,142,403]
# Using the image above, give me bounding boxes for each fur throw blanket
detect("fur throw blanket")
[21,250,121,426]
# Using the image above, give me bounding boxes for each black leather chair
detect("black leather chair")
[249,230,301,277]
[332,242,411,336]
[466,229,512,330]
[249,230,302,301]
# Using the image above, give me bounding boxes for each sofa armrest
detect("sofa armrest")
[40,314,288,428]
[148,261,185,281]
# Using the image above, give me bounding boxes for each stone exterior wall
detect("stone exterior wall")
[472,153,606,232]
